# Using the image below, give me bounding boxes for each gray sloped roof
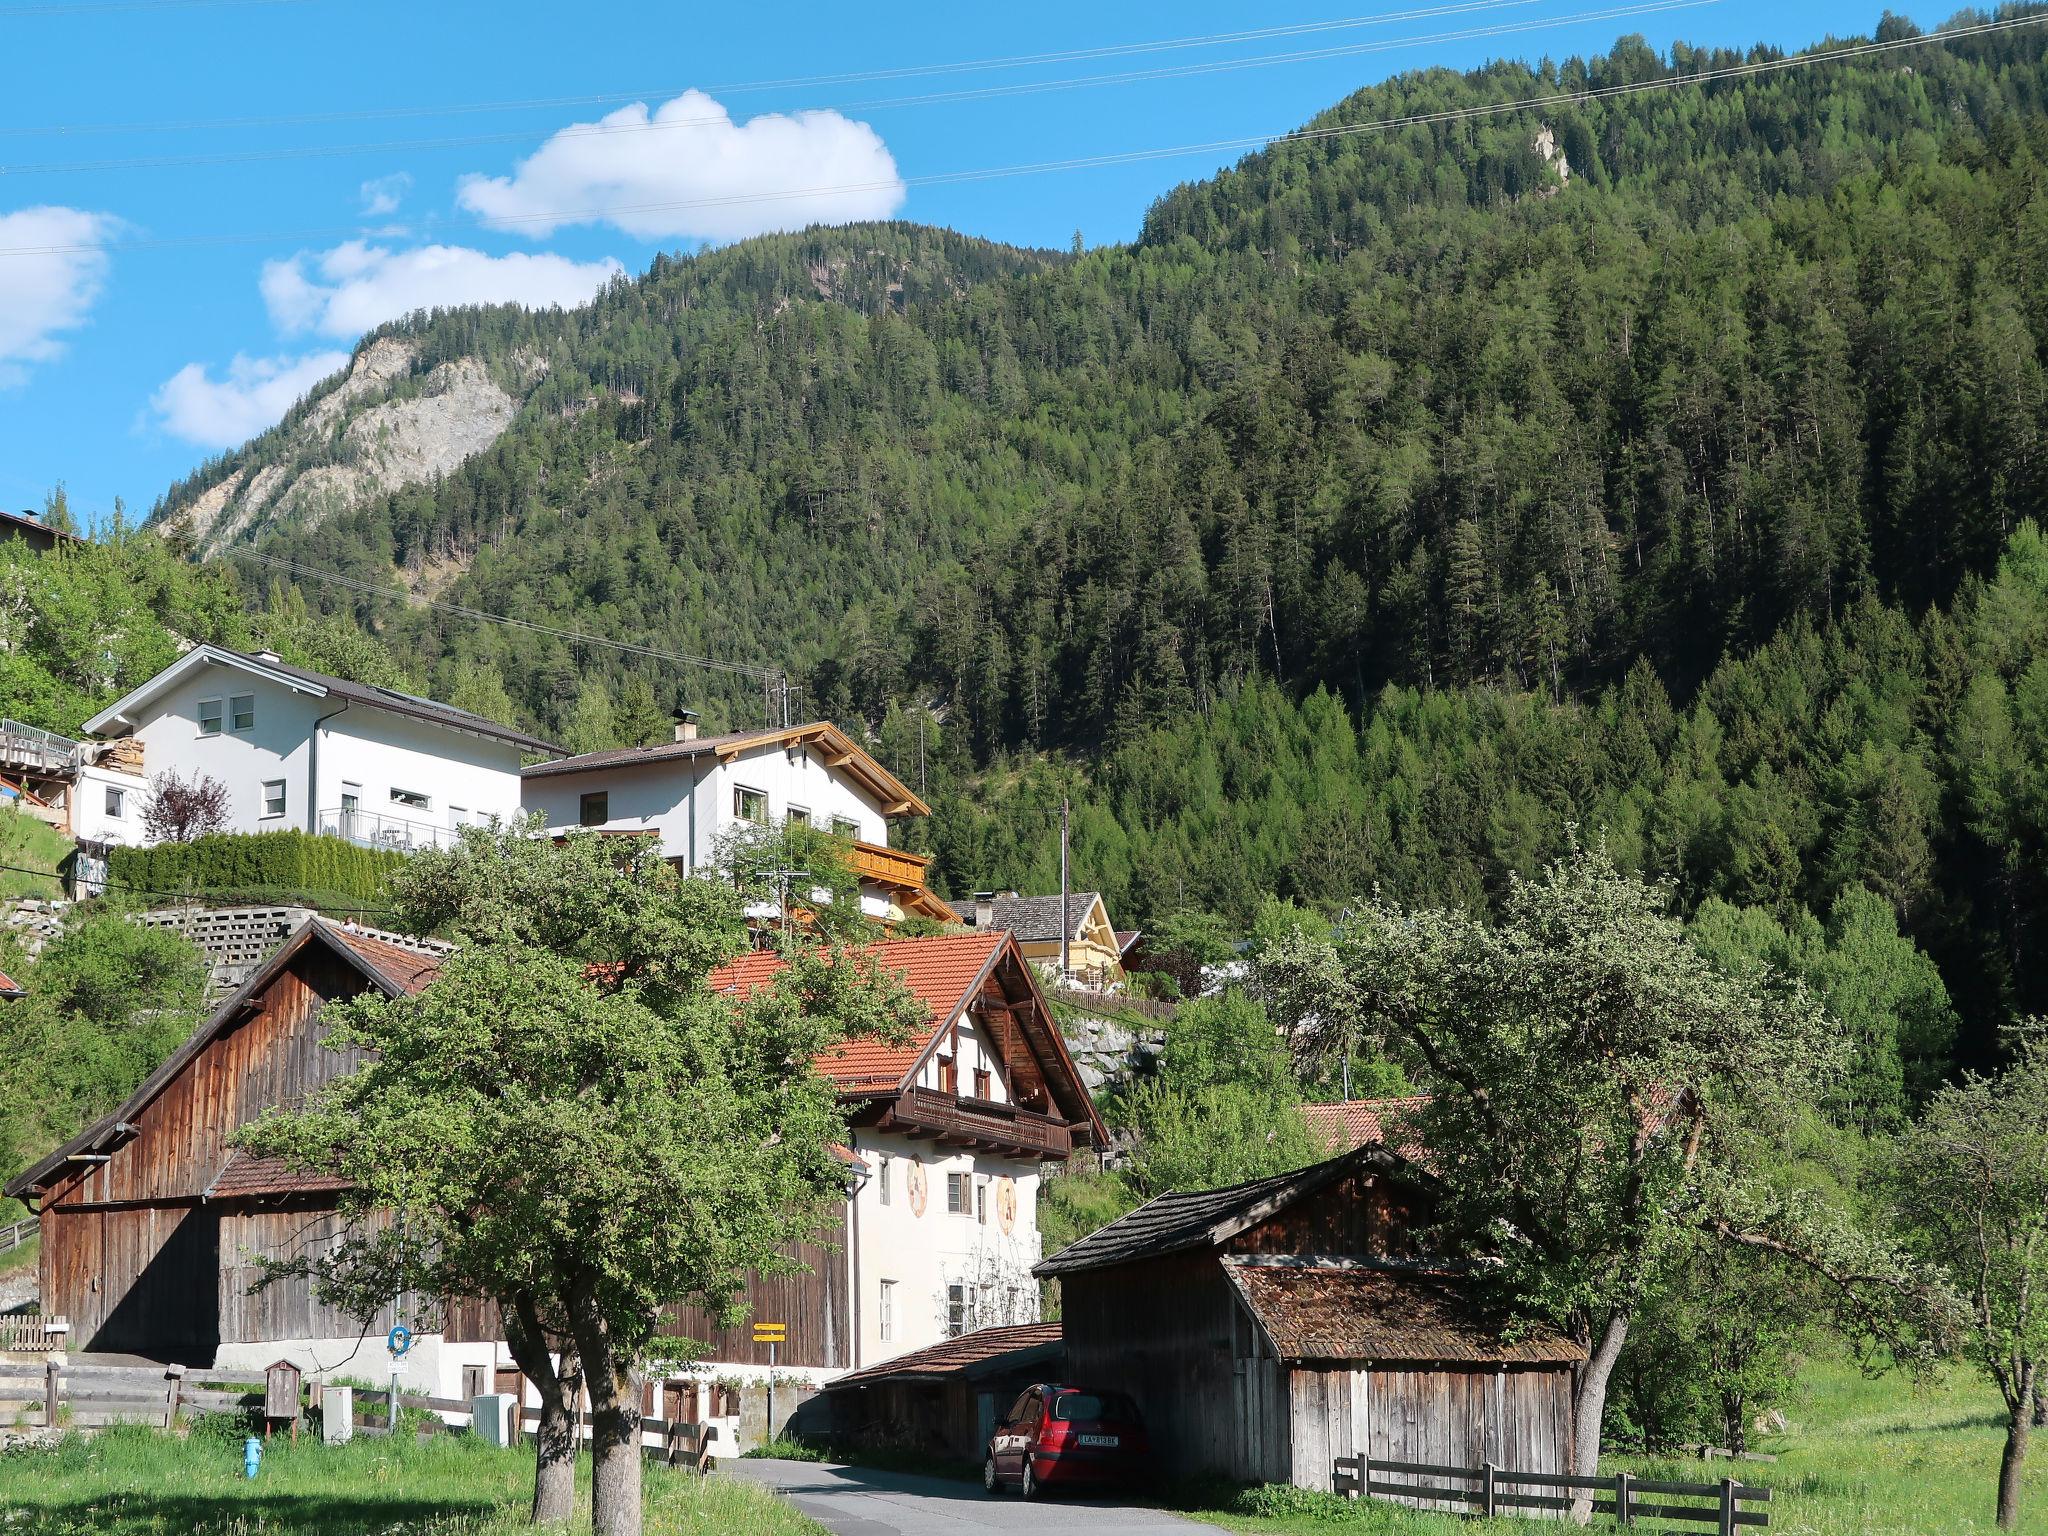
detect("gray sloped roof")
[242,651,559,753]
[948,892,1103,944]
[1033,1144,1411,1278]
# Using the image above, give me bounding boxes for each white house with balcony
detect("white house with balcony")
[77,646,556,851]
[520,716,955,923]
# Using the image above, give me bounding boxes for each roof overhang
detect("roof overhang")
[716,723,931,817]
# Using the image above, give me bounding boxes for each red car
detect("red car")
[983,1383,1151,1498]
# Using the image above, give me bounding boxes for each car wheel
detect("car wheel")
[984,1454,1002,1495]
[1020,1460,1040,1500]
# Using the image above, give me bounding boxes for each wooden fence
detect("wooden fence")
[0,1315,69,1353]
[0,1217,34,1253]
[1335,1455,1771,1531]
[0,1360,265,1429]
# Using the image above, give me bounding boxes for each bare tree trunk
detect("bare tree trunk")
[502,1296,580,1526]
[1570,1312,1631,1522]
[2031,1375,2045,1429]
[567,1307,642,1536]
[1999,1365,2036,1531]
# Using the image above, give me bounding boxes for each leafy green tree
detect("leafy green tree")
[1890,1033,2048,1530]
[238,827,922,1535]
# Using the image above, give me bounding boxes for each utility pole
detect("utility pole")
[1059,797,1071,982]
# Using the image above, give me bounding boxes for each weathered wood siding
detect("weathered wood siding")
[218,1206,399,1345]
[1226,1168,1428,1261]
[38,947,374,1354]
[1060,1249,1251,1481]
[660,1210,851,1369]
[1288,1366,1371,1491]
[1230,1286,1292,1485]
[1363,1366,1573,1497]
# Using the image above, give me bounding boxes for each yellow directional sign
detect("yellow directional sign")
[752,1322,786,1342]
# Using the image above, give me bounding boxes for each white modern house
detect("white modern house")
[77,646,556,850]
[521,716,955,923]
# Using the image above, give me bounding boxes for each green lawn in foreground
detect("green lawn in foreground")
[1192,1359,2045,1536]
[0,1424,826,1535]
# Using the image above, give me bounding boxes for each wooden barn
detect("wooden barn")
[3,918,459,1368]
[814,1320,1062,1461]
[1036,1145,1583,1491]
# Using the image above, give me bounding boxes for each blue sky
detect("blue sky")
[1,0,1889,525]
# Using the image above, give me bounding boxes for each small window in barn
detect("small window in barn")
[261,779,286,818]
[830,815,859,839]
[733,785,767,824]
[104,785,126,820]
[879,1279,895,1342]
[230,694,256,733]
[945,1282,967,1338]
[877,1156,891,1206]
[391,787,431,811]
[579,791,609,827]
[197,697,223,736]
[947,1171,969,1215]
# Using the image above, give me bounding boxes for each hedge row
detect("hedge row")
[109,830,409,908]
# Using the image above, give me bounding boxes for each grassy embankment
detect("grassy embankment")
[1194,1359,2046,1535]
[0,1425,826,1535]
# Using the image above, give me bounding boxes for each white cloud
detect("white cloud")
[456,89,904,242]
[358,173,412,217]
[150,351,350,448]
[260,241,622,337]
[0,206,118,387]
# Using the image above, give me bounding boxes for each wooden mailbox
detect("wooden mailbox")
[264,1359,303,1440]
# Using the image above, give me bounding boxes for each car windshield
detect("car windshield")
[1051,1391,1138,1422]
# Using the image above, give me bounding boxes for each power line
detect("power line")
[0,0,1587,138]
[0,0,311,14]
[0,11,2033,260]
[0,0,1601,178]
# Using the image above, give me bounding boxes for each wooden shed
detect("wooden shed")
[4,919,445,1361]
[817,1320,1062,1461]
[1035,1145,1583,1492]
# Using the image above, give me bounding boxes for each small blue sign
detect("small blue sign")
[386,1324,413,1358]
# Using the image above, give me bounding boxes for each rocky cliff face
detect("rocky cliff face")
[159,337,545,558]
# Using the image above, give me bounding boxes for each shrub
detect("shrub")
[109,830,407,911]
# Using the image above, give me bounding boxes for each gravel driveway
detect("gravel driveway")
[728,1457,1218,1536]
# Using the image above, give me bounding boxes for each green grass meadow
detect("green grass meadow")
[0,1426,825,1536]
[1195,1360,2043,1536]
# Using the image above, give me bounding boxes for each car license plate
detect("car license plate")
[1078,1434,1119,1448]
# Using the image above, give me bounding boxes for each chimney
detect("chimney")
[972,891,996,928]
[673,708,700,743]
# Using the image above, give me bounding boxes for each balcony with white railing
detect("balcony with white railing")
[318,806,457,853]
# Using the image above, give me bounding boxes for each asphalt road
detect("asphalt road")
[728,1457,1217,1536]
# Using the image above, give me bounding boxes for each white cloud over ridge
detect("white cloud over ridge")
[151,351,351,448]
[456,89,905,242]
[261,241,623,337]
[0,206,117,387]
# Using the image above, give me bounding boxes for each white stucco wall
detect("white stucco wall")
[103,659,523,844]
[523,739,892,868]
[72,763,149,846]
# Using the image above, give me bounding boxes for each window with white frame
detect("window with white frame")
[390,787,431,811]
[229,694,255,732]
[197,698,223,736]
[733,785,767,824]
[879,1279,896,1342]
[878,1156,891,1206]
[830,815,859,839]
[787,805,810,827]
[947,1171,970,1215]
[945,1282,967,1338]
[261,780,286,818]
[975,1179,988,1226]
[104,785,126,820]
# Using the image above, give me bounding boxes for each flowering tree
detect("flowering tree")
[140,769,230,843]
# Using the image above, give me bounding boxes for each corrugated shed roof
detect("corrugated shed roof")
[710,932,1005,1089]
[1034,1145,1410,1277]
[1223,1261,1585,1365]
[205,1151,351,1201]
[1300,1097,1430,1159]
[948,893,1103,944]
[826,1322,1062,1390]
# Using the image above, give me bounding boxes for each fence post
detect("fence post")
[166,1364,185,1429]
[43,1353,60,1427]
[1482,1461,1498,1517]
[1718,1476,1737,1536]
[1615,1470,1632,1526]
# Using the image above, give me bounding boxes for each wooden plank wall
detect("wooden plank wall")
[218,1206,399,1346]
[1361,1365,1574,1499]
[1226,1170,1429,1261]
[660,1212,851,1370]
[40,1204,220,1361]
[1230,1291,1292,1485]
[1061,1249,1248,1482]
[1288,1366,1369,1492]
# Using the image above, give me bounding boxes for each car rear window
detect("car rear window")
[1051,1391,1138,1422]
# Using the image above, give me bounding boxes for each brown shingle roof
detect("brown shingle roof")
[205,1151,350,1201]
[826,1322,1062,1390]
[1222,1260,1584,1365]
[948,893,1104,944]
[328,925,444,995]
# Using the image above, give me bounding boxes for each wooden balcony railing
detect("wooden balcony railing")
[846,839,932,888]
[888,1085,1075,1158]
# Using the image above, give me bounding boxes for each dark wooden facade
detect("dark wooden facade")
[1042,1147,1583,1492]
[7,922,423,1361]
[661,1213,852,1369]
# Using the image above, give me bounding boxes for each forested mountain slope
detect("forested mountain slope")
[143,12,2048,1069]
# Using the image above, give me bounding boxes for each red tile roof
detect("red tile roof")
[1222,1260,1584,1365]
[826,1321,1062,1390]
[1300,1096,1430,1159]
[205,1151,351,1201]
[0,969,21,997]
[710,932,1006,1090]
